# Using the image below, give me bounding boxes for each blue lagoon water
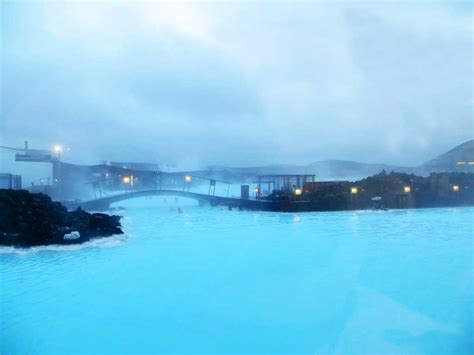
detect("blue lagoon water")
[1,199,473,354]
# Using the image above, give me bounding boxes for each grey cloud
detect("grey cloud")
[1,1,472,168]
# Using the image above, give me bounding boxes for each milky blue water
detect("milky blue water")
[1,199,473,354]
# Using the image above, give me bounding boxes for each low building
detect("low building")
[102,161,160,172]
[303,180,350,192]
[0,173,22,189]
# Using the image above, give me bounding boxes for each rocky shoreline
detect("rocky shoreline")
[0,189,123,247]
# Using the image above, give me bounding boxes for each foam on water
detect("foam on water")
[0,234,128,255]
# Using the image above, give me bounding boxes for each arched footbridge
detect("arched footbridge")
[63,189,267,211]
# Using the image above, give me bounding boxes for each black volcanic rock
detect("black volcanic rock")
[0,189,123,247]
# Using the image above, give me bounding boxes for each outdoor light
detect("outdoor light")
[254,187,259,193]
[351,187,358,194]
[295,188,302,196]
[404,186,411,193]
[452,185,460,192]
[123,176,131,184]
[184,175,192,183]
[52,145,63,160]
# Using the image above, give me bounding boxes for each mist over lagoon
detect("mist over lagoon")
[1,1,473,354]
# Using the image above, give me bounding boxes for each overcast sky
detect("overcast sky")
[1,1,472,168]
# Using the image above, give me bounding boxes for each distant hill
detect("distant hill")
[200,161,413,182]
[193,139,474,182]
[416,139,474,174]
[305,160,413,179]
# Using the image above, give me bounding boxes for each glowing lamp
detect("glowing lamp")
[452,185,460,192]
[351,187,358,194]
[254,187,259,193]
[123,176,131,184]
[184,175,192,183]
[53,145,62,153]
[404,186,411,193]
[295,188,302,196]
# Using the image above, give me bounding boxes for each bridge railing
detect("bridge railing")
[86,173,234,201]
